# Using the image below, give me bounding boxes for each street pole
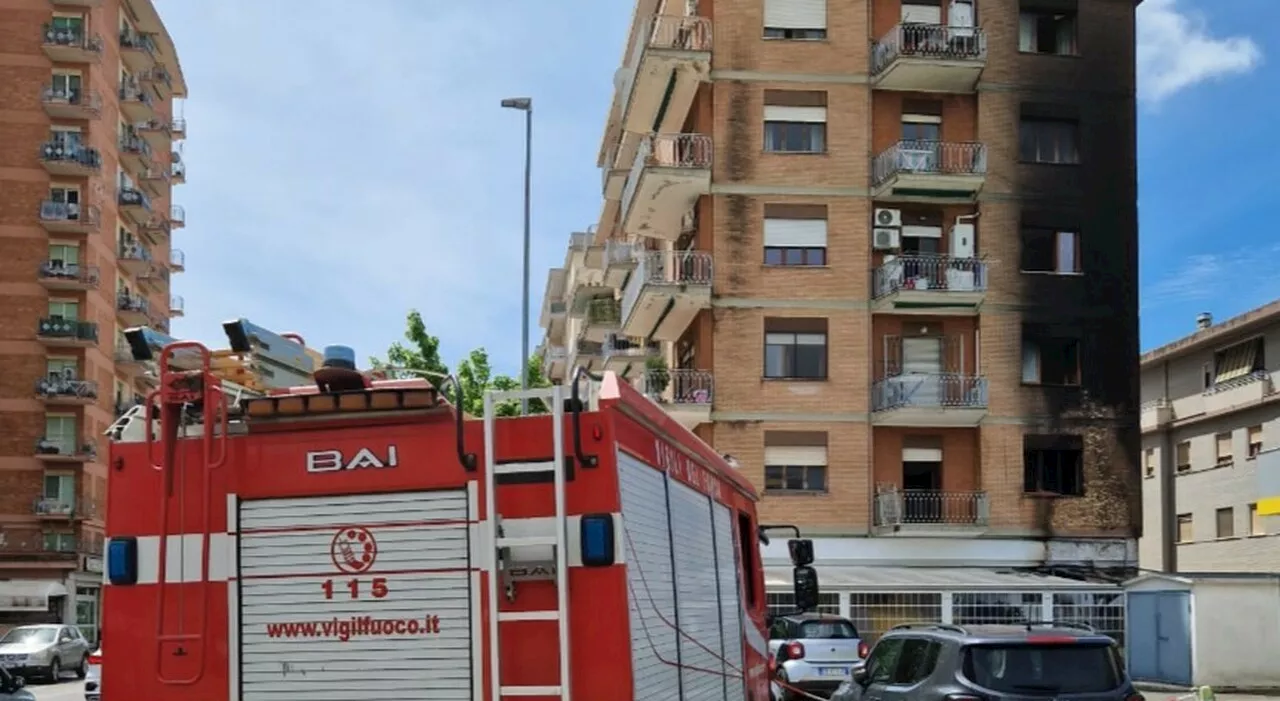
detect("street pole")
[501,97,533,415]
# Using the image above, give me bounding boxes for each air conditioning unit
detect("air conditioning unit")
[874,208,902,228]
[873,228,901,250]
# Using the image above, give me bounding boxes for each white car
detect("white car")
[84,647,101,701]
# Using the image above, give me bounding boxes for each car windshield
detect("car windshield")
[0,627,56,645]
[798,620,859,639]
[962,642,1121,694]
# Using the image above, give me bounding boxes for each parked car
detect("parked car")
[0,624,91,683]
[768,613,869,700]
[84,645,101,701]
[831,621,1143,701]
[0,666,34,701]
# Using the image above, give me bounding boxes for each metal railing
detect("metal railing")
[621,133,713,221]
[35,377,98,400]
[171,249,186,268]
[118,241,152,263]
[871,23,987,75]
[119,82,153,107]
[118,28,156,56]
[171,204,186,224]
[139,65,172,89]
[603,334,658,359]
[117,291,150,314]
[37,261,100,287]
[872,372,988,411]
[38,201,100,226]
[615,15,713,121]
[643,368,713,405]
[39,142,102,168]
[0,532,103,557]
[170,296,185,314]
[584,298,622,327]
[172,117,187,135]
[33,499,77,517]
[138,118,172,135]
[873,254,987,298]
[118,187,151,210]
[42,24,104,52]
[874,487,990,528]
[605,240,640,267]
[40,85,101,111]
[872,140,987,187]
[172,162,186,179]
[620,250,713,325]
[119,132,152,158]
[35,436,97,460]
[36,318,98,342]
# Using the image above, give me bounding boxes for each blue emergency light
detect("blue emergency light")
[106,537,138,586]
[579,514,615,567]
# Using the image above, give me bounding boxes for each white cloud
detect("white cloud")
[1142,241,1280,311]
[1138,0,1262,103]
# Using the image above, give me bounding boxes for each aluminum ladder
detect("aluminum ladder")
[482,385,571,701]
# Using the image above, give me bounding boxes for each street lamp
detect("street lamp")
[501,97,533,415]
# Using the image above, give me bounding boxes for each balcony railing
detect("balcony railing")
[40,85,102,116]
[36,318,98,343]
[118,187,152,211]
[172,118,187,137]
[38,201,100,230]
[604,334,659,358]
[643,368,713,405]
[35,436,97,461]
[873,254,987,298]
[620,133,713,222]
[172,162,187,181]
[871,24,988,75]
[33,499,77,517]
[139,65,172,91]
[171,204,186,226]
[621,250,713,324]
[872,140,987,187]
[874,487,990,529]
[170,296,185,315]
[171,249,186,270]
[37,262,100,288]
[36,377,98,401]
[118,241,153,264]
[39,142,102,170]
[119,132,153,159]
[42,23,104,54]
[872,372,988,412]
[0,531,102,558]
[118,291,150,314]
[584,298,622,327]
[119,28,156,57]
[615,14,713,128]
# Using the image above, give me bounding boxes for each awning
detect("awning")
[0,579,69,612]
[765,566,1118,591]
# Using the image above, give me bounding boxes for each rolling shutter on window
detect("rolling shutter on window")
[901,2,942,24]
[764,219,828,248]
[764,446,827,466]
[763,106,827,123]
[1213,340,1260,384]
[764,0,827,29]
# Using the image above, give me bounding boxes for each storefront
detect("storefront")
[0,579,69,635]
[73,556,103,643]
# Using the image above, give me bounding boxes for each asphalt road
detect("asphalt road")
[25,678,86,701]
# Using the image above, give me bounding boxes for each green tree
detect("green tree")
[374,309,550,417]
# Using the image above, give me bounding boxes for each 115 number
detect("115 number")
[321,577,388,600]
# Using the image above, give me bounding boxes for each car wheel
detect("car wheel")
[48,657,61,682]
[76,654,89,679]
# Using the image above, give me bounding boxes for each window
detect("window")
[1215,507,1234,538]
[763,204,827,266]
[1020,226,1079,273]
[1215,432,1233,466]
[44,532,77,552]
[962,643,1120,693]
[44,473,75,508]
[763,0,826,39]
[1201,362,1213,390]
[50,127,82,151]
[765,318,828,379]
[1021,327,1080,386]
[1249,503,1263,535]
[49,14,85,36]
[45,415,77,452]
[50,72,82,101]
[1211,336,1265,386]
[737,511,758,608]
[764,431,828,493]
[866,637,906,684]
[1175,441,1190,473]
[48,300,79,321]
[1019,8,1078,55]
[49,243,80,266]
[1248,425,1263,458]
[763,90,827,153]
[1023,434,1083,496]
[1143,448,1155,478]
[47,358,78,380]
[893,638,943,685]
[1020,118,1079,164]
[1176,513,1192,543]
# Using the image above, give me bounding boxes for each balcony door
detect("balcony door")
[902,335,943,404]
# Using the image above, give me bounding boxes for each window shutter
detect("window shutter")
[763,105,827,123]
[764,446,827,466]
[902,337,943,373]
[901,3,942,24]
[764,219,828,247]
[764,0,827,30]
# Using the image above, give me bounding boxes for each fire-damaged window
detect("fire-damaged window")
[764,431,828,494]
[1018,0,1078,56]
[1023,433,1084,496]
[1021,324,1081,386]
[1019,103,1079,165]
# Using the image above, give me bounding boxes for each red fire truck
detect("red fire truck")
[100,336,816,700]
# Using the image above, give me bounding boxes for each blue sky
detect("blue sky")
[155,0,1271,376]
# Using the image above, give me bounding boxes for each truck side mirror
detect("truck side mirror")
[793,564,819,611]
[788,538,814,566]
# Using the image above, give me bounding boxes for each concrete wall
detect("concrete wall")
[1193,578,1280,689]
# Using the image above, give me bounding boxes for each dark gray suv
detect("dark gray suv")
[832,621,1143,701]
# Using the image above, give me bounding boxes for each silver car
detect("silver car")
[769,613,869,700]
[0,665,33,701]
[0,625,91,683]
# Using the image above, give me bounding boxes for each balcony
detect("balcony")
[871,140,987,200]
[140,65,174,101]
[643,368,713,429]
[580,298,622,343]
[117,241,153,275]
[871,24,987,93]
[41,24,103,63]
[620,250,712,342]
[38,201,100,235]
[542,301,567,345]
[611,15,712,154]
[872,255,987,314]
[118,187,152,223]
[39,142,101,176]
[33,499,81,520]
[569,340,604,374]
[35,377,98,406]
[872,373,988,426]
[170,248,186,272]
[169,295,185,317]
[114,342,146,370]
[0,530,100,561]
[119,82,156,122]
[873,487,990,535]
[619,133,712,239]
[40,85,101,120]
[602,335,659,377]
[140,167,170,198]
[138,266,170,292]
[172,118,187,139]
[36,318,98,347]
[136,119,172,150]
[37,262,99,292]
[596,240,636,287]
[171,161,187,183]
[541,345,567,381]
[171,204,186,228]
[1204,371,1274,415]
[117,291,151,326]
[118,29,156,72]
[139,215,171,241]
[35,437,98,463]
[118,132,153,173]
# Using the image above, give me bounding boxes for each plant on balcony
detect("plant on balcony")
[645,355,670,397]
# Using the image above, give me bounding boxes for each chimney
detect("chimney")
[1196,312,1213,330]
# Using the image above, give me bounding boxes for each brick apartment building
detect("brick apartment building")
[0,0,186,637]
[539,0,1141,637]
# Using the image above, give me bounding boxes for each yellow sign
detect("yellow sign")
[1257,496,1280,516]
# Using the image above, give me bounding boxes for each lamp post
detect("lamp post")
[501,97,533,415]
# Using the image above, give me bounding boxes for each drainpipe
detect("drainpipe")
[1160,360,1178,572]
